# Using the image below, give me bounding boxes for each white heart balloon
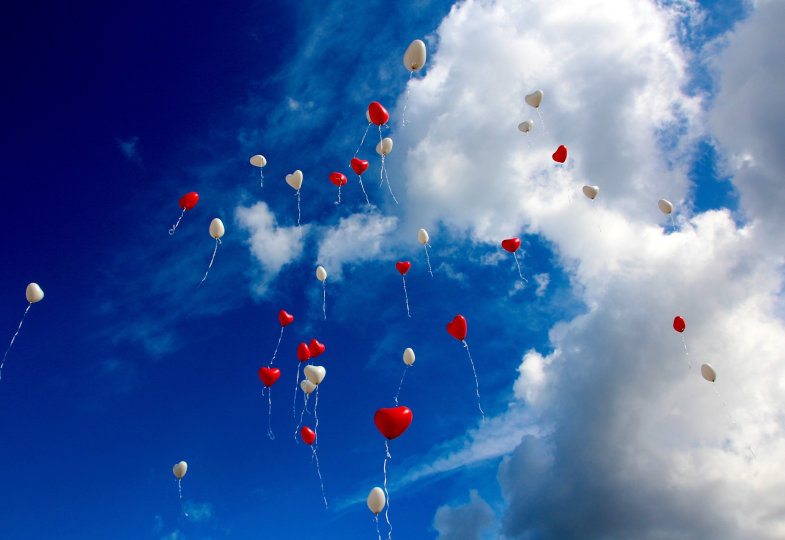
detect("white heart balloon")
[658,199,673,215]
[582,185,599,200]
[304,365,326,385]
[517,120,534,133]
[403,347,415,366]
[209,218,225,239]
[367,486,386,515]
[376,137,393,156]
[525,90,543,108]
[249,154,266,168]
[417,229,429,244]
[25,283,44,303]
[285,170,303,191]
[403,39,427,71]
[701,363,717,383]
[173,461,187,479]
[316,265,327,282]
[300,379,316,394]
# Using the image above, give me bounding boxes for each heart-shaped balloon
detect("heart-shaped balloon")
[446,315,467,341]
[501,238,521,253]
[582,185,599,200]
[701,363,716,383]
[374,407,412,440]
[376,137,393,156]
[258,367,281,387]
[525,89,543,108]
[249,154,266,168]
[285,170,303,190]
[300,379,316,394]
[179,192,199,211]
[403,39,427,71]
[25,283,44,303]
[350,158,369,176]
[396,261,411,275]
[403,347,415,366]
[329,172,348,187]
[278,310,294,327]
[301,426,316,445]
[518,120,534,133]
[297,342,311,362]
[304,364,326,385]
[368,102,389,126]
[309,339,325,357]
[173,461,187,479]
[673,316,686,333]
[658,199,674,215]
[552,145,567,163]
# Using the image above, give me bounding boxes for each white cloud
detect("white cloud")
[183,500,213,522]
[433,490,495,540]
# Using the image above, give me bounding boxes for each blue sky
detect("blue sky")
[3,1,785,539]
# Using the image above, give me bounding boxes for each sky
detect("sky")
[1,0,784,538]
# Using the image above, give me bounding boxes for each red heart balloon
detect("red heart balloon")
[300,426,316,445]
[329,172,348,186]
[368,102,389,126]
[374,407,412,440]
[297,342,311,362]
[501,238,521,253]
[552,145,567,163]
[258,367,281,387]
[350,158,369,175]
[178,192,199,211]
[446,315,467,341]
[396,261,411,275]
[309,339,325,357]
[278,310,294,327]
[673,316,686,333]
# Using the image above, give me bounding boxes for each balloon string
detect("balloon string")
[169,208,186,235]
[394,366,409,407]
[266,387,275,440]
[322,281,327,321]
[401,276,411,318]
[178,478,189,517]
[355,122,371,157]
[536,108,548,136]
[384,440,392,540]
[424,244,433,277]
[198,239,221,286]
[295,393,310,440]
[358,175,371,205]
[0,304,31,381]
[382,158,399,205]
[311,446,328,509]
[463,340,485,423]
[375,514,382,540]
[401,71,414,127]
[681,335,690,369]
[296,191,302,236]
[669,214,675,233]
[313,387,320,451]
[336,184,342,205]
[512,252,528,283]
[270,327,285,367]
[260,168,264,189]
[293,363,301,419]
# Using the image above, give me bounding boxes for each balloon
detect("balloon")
[25,283,44,304]
[173,461,187,479]
[278,310,294,327]
[249,155,267,168]
[552,145,567,163]
[179,192,199,211]
[367,487,386,515]
[300,379,317,394]
[701,363,716,382]
[518,120,534,133]
[308,339,325,357]
[366,109,371,123]
[525,90,544,108]
[403,348,415,366]
[329,172,348,187]
[297,343,311,362]
[403,39,427,71]
[446,315,467,341]
[374,407,412,440]
[350,158,369,175]
[285,170,303,191]
[209,218,225,239]
[396,261,411,275]
[258,367,281,387]
[300,426,316,445]
[501,238,521,253]
[673,316,686,333]
[418,229,429,244]
[368,102,390,126]
[376,137,393,156]
[658,199,674,214]
[316,266,327,282]
[582,186,599,200]
[304,364,326,385]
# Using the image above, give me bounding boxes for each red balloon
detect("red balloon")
[297,342,311,362]
[179,192,199,211]
[329,172,348,187]
[278,310,294,327]
[350,158,369,176]
[501,238,521,253]
[258,367,281,387]
[374,407,412,440]
[552,145,567,163]
[300,426,316,445]
[446,315,467,341]
[368,102,390,126]
[396,261,411,275]
[309,339,325,357]
[673,316,686,333]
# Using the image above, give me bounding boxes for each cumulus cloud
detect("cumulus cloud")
[433,490,495,540]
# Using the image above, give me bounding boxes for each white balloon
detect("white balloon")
[304,365,326,385]
[367,486,386,515]
[658,199,674,215]
[376,137,393,156]
[582,185,599,200]
[403,39,427,71]
[403,348,415,366]
[517,120,534,133]
[366,109,371,123]
[249,155,267,168]
[173,461,187,479]
[417,229,429,244]
[285,170,303,191]
[525,90,543,108]
[300,379,317,394]
[701,363,717,383]
[25,283,44,304]
[316,266,327,282]
[209,218,225,239]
